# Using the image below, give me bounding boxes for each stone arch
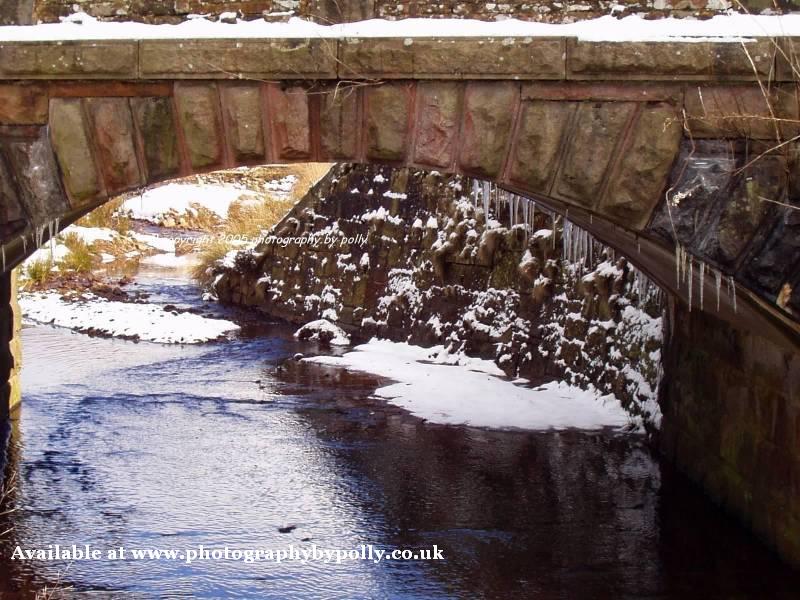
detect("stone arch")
[1,79,798,349]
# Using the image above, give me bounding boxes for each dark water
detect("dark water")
[1,270,799,599]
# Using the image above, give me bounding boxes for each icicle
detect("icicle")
[715,269,722,311]
[729,275,737,313]
[20,235,26,255]
[35,223,45,250]
[582,229,588,267]
[531,201,536,230]
[48,219,56,264]
[699,261,705,311]
[675,242,681,288]
[1,245,5,273]
[552,215,556,249]
[688,256,693,312]
[472,180,479,208]
[522,198,530,244]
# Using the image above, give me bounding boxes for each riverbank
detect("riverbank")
[17,164,330,345]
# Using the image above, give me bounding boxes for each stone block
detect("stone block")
[268,85,311,160]
[413,82,461,169]
[174,83,224,170]
[552,102,635,207]
[339,37,565,79]
[221,84,266,163]
[696,155,784,267]
[139,39,337,79]
[365,83,411,162]
[458,81,517,179]
[0,41,137,79]
[568,40,775,81]
[1,127,69,221]
[85,98,143,194]
[319,85,359,160]
[684,85,799,140]
[600,103,682,230]
[0,85,47,125]
[130,97,181,181]
[0,151,24,228]
[507,100,575,195]
[48,98,102,205]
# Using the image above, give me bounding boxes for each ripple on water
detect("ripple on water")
[4,291,800,598]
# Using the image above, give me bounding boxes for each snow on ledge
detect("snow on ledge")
[0,13,799,42]
[304,339,637,431]
[20,292,239,344]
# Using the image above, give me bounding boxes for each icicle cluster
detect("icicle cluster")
[1,216,62,274]
[561,219,599,270]
[470,179,543,241]
[674,243,737,314]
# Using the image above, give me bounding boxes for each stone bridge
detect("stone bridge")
[0,33,799,565]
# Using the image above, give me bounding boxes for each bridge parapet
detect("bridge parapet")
[0,36,791,81]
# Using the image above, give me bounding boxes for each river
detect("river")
[0,265,798,598]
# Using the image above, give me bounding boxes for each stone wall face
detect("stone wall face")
[660,300,800,567]
[27,0,780,24]
[0,0,34,25]
[0,271,21,420]
[212,163,665,427]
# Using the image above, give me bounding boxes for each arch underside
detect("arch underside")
[0,79,798,349]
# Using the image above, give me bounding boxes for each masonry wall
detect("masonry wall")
[660,300,800,567]
[22,0,785,25]
[0,271,21,420]
[213,163,665,428]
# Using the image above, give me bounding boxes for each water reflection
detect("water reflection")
[0,287,798,597]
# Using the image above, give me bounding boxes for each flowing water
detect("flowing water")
[0,266,799,599]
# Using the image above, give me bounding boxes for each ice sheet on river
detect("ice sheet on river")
[305,339,636,431]
[20,292,239,344]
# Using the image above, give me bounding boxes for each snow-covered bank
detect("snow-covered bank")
[21,292,239,344]
[305,340,636,431]
[120,183,258,224]
[2,12,800,42]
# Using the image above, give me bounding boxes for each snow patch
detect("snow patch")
[20,292,239,344]
[305,339,635,431]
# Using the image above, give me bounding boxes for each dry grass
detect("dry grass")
[191,239,233,288]
[75,197,130,234]
[24,259,52,287]
[226,198,296,239]
[58,232,94,273]
[190,163,333,287]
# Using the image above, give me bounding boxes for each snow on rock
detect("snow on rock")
[20,292,239,344]
[119,183,258,223]
[294,319,351,346]
[305,340,634,431]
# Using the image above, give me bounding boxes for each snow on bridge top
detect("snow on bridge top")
[3,12,800,41]
[1,13,799,81]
